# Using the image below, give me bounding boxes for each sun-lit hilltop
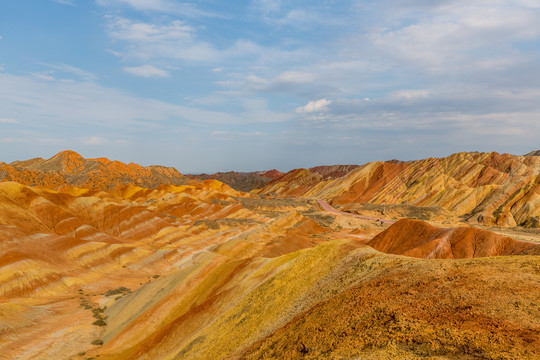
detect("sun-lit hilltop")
[0,151,539,359]
[256,151,540,227]
[0,150,186,190]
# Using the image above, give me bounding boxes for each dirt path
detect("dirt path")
[317,200,395,224]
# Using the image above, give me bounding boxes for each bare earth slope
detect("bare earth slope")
[241,251,540,360]
[256,151,540,227]
[368,218,537,259]
[0,179,337,359]
[1,150,186,190]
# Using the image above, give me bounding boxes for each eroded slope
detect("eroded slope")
[256,151,540,227]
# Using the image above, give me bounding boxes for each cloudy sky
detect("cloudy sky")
[1,0,539,173]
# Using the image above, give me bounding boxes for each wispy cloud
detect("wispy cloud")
[217,70,328,98]
[40,63,98,81]
[105,16,217,62]
[104,15,309,67]
[124,64,170,78]
[254,0,282,16]
[30,72,56,81]
[0,72,291,128]
[80,136,108,145]
[0,118,19,124]
[107,17,194,43]
[96,0,218,18]
[211,130,263,135]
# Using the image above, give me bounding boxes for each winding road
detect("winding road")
[317,200,396,224]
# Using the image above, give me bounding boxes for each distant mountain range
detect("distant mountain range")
[187,169,284,192]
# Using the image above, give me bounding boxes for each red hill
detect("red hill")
[368,218,538,259]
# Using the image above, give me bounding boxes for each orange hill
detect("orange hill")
[0,150,186,190]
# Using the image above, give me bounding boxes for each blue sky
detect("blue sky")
[1,0,539,173]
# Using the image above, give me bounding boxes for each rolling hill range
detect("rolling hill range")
[256,151,540,228]
[1,151,539,359]
[0,150,186,190]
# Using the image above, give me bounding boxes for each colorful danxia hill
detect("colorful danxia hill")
[0,150,539,360]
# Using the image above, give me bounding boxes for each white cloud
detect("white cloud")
[296,98,332,113]
[0,118,19,124]
[298,85,540,138]
[96,0,216,17]
[81,136,107,145]
[367,2,540,73]
[106,49,122,57]
[212,67,224,73]
[124,65,170,78]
